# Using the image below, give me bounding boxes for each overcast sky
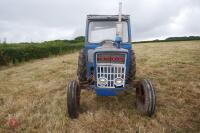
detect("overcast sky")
[0,0,200,43]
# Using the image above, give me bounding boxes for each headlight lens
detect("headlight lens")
[98,77,108,85]
[114,78,123,86]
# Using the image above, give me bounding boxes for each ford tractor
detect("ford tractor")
[67,4,156,119]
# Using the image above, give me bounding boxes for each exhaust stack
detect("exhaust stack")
[118,2,122,23]
[116,2,123,45]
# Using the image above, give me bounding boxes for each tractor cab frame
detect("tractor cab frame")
[83,15,133,96]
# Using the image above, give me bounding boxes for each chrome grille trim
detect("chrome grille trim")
[96,64,126,88]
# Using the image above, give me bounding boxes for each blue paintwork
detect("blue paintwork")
[115,36,122,42]
[115,35,122,48]
[83,16,133,96]
[95,88,125,96]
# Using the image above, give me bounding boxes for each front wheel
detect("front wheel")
[77,49,87,82]
[136,79,156,116]
[67,80,80,119]
[128,50,136,82]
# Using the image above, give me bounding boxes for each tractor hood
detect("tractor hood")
[87,41,128,63]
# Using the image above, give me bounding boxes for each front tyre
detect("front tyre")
[128,50,136,81]
[136,79,156,116]
[67,80,80,119]
[77,49,87,82]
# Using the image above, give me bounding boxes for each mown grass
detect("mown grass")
[0,41,199,132]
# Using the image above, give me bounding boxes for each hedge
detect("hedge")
[0,41,83,66]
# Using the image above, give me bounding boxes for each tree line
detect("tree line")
[133,36,200,43]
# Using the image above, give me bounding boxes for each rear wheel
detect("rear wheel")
[128,50,136,81]
[77,49,87,82]
[136,79,156,116]
[67,80,80,119]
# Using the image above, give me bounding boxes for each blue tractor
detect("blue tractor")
[67,11,156,119]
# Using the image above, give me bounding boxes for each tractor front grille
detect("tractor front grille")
[96,65,126,88]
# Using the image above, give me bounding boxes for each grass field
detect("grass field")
[0,41,200,133]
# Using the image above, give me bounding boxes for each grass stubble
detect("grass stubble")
[0,41,200,132]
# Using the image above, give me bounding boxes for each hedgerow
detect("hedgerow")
[0,40,83,66]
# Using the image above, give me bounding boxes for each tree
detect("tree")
[3,37,7,44]
[74,36,85,42]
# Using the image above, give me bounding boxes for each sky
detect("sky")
[0,0,200,43]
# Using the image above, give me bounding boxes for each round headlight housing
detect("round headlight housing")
[98,77,108,86]
[114,78,123,86]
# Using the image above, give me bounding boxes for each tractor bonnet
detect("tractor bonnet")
[87,41,128,63]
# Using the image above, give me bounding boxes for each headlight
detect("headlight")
[114,78,123,86]
[98,77,108,86]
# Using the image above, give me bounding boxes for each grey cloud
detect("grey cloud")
[0,0,199,42]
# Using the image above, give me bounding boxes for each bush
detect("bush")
[0,40,83,66]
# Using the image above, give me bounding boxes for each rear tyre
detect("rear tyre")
[128,50,136,81]
[136,79,156,116]
[67,80,80,119]
[77,49,87,82]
